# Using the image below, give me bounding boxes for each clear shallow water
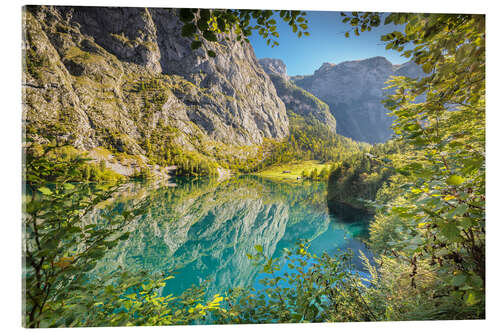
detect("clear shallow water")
[89,176,372,298]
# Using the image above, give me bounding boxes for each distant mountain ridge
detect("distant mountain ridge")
[292,56,424,143]
[258,58,336,133]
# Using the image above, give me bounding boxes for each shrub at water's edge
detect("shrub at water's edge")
[326,140,401,216]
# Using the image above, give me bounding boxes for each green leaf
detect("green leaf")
[203,30,218,42]
[469,274,484,289]
[446,175,465,186]
[254,245,263,253]
[465,290,480,306]
[191,41,202,50]
[181,23,196,37]
[440,222,461,242]
[451,273,467,287]
[199,9,210,21]
[453,204,468,217]
[118,232,130,241]
[207,50,216,57]
[38,187,53,195]
[179,8,195,23]
[422,62,433,73]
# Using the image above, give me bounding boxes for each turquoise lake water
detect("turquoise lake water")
[90,176,372,298]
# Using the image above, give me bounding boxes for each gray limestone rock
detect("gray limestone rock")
[258,58,288,80]
[293,57,424,143]
[259,58,336,132]
[23,5,289,161]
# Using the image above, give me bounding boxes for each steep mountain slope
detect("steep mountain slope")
[258,58,288,80]
[22,6,288,167]
[292,57,423,143]
[258,58,336,133]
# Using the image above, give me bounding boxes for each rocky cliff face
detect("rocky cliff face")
[293,57,423,143]
[258,58,288,80]
[22,5,288,159]
[259,58,336,132]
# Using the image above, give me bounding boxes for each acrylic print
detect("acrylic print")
[22,4,485,327]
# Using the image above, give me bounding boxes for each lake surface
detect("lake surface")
[89,176,372,298]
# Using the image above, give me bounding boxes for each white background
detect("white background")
[1,0,498,332]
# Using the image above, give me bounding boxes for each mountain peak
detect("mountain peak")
[293,56,423,143]
[258,58,288,79]
[393,61,425,79]
[340,56,392,68]
[314,62,336,75]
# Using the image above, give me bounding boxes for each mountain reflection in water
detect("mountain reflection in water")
[88,176,372,298]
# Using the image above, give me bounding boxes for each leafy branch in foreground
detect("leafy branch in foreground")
[341,12,485,314]
[23,178,144,327]
[23,151,224,327]
[213,243,379,324]
[178,8,309,56]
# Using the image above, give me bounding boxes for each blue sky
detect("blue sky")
[249,11,405,76]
